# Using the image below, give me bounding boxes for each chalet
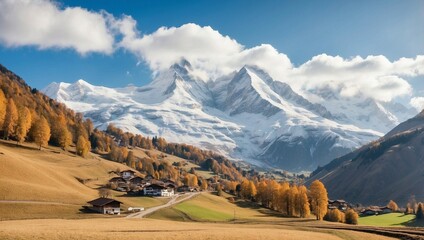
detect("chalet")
[360,206,393,216]
[145,174,154,181]
[143,184,175,197]
[177,185,195,192]
[87,197,122,215]
[120,170,136,179]
[109,177,126,184]
[116,182,129,192]
[380,206,393,214]
[129,176,144,185]
[328,199,348,211]
[164,182,177,189]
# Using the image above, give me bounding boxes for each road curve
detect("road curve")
[126,192,200,219]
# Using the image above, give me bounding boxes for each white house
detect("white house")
[143,184,175,197]
[120,170,136,179]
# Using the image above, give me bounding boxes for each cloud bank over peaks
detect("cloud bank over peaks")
[0,0,423,108]
[288,54,423,102]
[116,21,293,81]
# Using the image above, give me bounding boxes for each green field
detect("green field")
[359,213,415,227]
[149,193,273,222]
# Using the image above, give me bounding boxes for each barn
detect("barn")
[87,197,122,215]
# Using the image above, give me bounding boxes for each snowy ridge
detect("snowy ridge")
[43,62,416,171]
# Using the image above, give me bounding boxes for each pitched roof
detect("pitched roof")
[121,170,136,173]
[87,197,122,206]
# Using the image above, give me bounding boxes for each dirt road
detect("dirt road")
[126,192,200,218]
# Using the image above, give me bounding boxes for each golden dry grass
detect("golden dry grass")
[0,140,169,219]
[0,218,396,240]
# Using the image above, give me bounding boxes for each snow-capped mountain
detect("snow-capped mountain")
[43,62,416,171]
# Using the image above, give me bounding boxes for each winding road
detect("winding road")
[125,192,200,218]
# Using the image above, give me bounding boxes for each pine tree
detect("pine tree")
[15,107,32,144]
[32,116,51,150]
[0,89,6,129]
[309,180,328,220]
[3,98,18,139]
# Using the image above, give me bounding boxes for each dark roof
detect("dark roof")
[87,197,122,206]
[146,184,166,189]
[109,177,126,182]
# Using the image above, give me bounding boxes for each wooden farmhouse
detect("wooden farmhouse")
[87,197,122,215]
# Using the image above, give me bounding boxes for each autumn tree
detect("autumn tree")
[32,116,51,150]
[298,185,310,218]
[58,127,72,150]
[76,135,91,158]
[309,180,328,220]
[387,200,399,212]
[15,107,32,144]
[240,179,257,200]
[201,179,208,190]
[3,98,18,139]
[324,209,343,222]
[126,151,135,167]
[0,89,6,129]
[345,209,359,225]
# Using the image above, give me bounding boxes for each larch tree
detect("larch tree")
[3,98,18,140]
[298,185,310,218]
[15,107,32,144]
[201,179,208,190]
[0,89,6,129]
[387,200,399,212]
[126,151,135,167]
[345,209,359,225]
[58,127,72,150]
[32,116,51,150]
[76,135,91,158]
[309,180,328,220]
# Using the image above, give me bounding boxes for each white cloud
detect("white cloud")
[116,22,423,103]
[410,97,424,111]
[288,54,419,102]
[0,0,115,54]
[117,22,292,80]
[0,2,422,104]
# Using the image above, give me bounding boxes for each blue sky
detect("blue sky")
[0,0,423,102]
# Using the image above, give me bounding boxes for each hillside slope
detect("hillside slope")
[308,110,424,205]
[0,141,133,204]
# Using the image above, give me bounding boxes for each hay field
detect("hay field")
[0,218,396,240]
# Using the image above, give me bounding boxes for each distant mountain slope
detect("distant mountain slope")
[308,110,424,205]
[43,61,396,171]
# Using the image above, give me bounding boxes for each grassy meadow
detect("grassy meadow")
[359,213,416,227]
